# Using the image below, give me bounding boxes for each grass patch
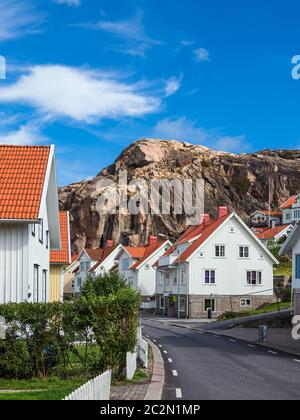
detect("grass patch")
[218,301,292,321]
[0,377,86,400]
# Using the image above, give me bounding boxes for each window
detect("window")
[128,277,133,287]
[246,271,262,286]
[286,213,291,220]
[294,210,300,219]
[180,298,186,312]
[42,270,47,302]
[173,274,177,285]
[80,262,85,271]
[296,255,300,279]
[215,245,225,257]
[38,219,43,243]
[241,299,251,308]
[46,231,50,249]
[204,270,216,284]
[181,269,186,284]
[77,278,82,288]
[204,299,216,312]
[31,224,36,237]
[33,265,39,303]
[122,258,130,270]
[160,297,165,309]
[239,246,249,258]
[86,261,91,271]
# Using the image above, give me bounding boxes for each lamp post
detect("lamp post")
[158,233,182,319]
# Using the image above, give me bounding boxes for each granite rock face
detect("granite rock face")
[58,139,300,253]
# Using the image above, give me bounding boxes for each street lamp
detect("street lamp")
[158,233,182,319]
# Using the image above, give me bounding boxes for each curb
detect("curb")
[144,338,165,401]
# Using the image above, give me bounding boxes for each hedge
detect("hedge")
[0,272,140,379]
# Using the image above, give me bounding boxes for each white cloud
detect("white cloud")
[194,48,210,62]
[216,135,251,153]
[154,117,210,143]
[154,116,251,153]
[0,65,161,123]
[164,76,182,98]
[0,0,43,42]
[54,0,80,6]
[78,9,162,57]
[0,123,46,145]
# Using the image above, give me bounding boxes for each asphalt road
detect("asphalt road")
[142,318,300,400]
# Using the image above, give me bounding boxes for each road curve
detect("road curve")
[142,318,300,401]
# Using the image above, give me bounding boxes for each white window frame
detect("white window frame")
[77,277,82,288]
[240,298,251,308]
[38,219,44,244]
[181,269,187,284]
[42,270,47,303]
[215,244,226,258]
[246,270,263,286]
[204,269,216,285]
[122,258,131,270]
[80,261,85,272]
[239,245,250,259]
[33,265,39,303]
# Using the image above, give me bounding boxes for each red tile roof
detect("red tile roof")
[50,212,71,264]
[259,211,282,217]
[256,224,291,240]
[174,216,229,263]
[0,145,50,220]
[125,241,167,270]
[280,195,299,209]
[89,246,118,272]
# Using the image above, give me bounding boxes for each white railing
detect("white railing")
[126,351,137,381]
[64,370,111,401]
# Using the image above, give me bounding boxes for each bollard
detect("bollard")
[207,308,212,320]
[259,325,268,343]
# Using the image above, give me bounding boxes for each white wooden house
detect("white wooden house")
[118,237,171,309]
[0,145,61,304]
[280,222,300,315]
[281,195,300,225]
[74,242,120,294]
[256,224,293,247]
[155,207,278,319]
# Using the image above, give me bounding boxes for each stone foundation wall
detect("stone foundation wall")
[156,293,275,319]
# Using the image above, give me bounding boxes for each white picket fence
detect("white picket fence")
[126,351,137,380]
[64,370,112,401]
[137,336,148,368]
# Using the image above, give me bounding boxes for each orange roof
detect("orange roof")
[130,241,167,269]
[84,248,108,261]
[174,216,229,263]
[89,246,118,272]
[71,254,79,263]
[50,212,71,264]
[259,211,282,217]
[256,224,291,240]
[0,146,50,220]
[280,195,299,209]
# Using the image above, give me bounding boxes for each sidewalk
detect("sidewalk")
[110,338,165,401]
[216,326,300,357]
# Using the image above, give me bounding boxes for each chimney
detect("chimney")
[105,240,114,248]
[201,213,210,226]
[218,206,229,219]
[149,236,158,245]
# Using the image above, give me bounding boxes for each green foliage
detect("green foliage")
[0,272,140,380]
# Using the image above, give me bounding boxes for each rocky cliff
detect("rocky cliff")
[58,139,300,253]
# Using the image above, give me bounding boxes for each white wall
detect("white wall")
[118,251,138,287]
[283,199,300,224]
[188,217,274,296]
[93,247,120,277]
[0,198,50,304]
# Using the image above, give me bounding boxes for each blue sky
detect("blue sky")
[0,0,299,185]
